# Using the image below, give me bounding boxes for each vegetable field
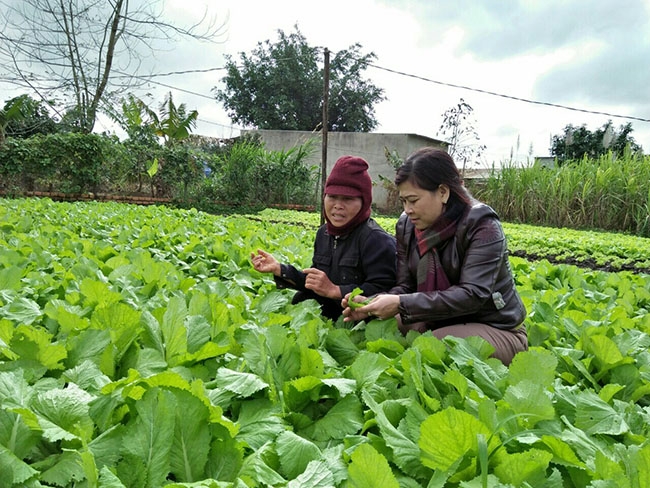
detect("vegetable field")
[1,198,650,488]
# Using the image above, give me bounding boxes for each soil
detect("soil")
[510,250,650,275]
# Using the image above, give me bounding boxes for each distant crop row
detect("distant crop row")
[1,197,650,487]
[248,208,650,274]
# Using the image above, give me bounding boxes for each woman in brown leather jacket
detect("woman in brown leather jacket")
[342,147,527,365]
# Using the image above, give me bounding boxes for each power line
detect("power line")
[113,67,227,79]
[125,56,650,127]
[114,70,216,100]
[368,63,650,124]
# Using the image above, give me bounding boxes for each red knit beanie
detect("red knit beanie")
[325,156,372,203]
[324,155,373,235]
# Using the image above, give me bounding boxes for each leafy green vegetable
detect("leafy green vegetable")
[348,287,370,310]
[2,197,650,487]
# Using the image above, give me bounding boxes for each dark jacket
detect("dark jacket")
[392,203,526,330]
[276,218,396,320]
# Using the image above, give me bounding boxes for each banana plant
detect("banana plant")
[150,91,198,146]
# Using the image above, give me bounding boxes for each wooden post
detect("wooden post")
[320,48,330,226]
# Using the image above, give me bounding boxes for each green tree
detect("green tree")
[1,94,59,141]
[214,26,385,132]
[550,120,642,163]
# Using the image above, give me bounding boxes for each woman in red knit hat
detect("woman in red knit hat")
[342,148,527,365]
[251,155,396,321]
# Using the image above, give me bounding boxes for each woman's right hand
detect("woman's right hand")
[251,249,281,276]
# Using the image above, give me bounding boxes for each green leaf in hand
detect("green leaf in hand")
[348,287,371,310]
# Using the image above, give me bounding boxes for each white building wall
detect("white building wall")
[242,130,448,212]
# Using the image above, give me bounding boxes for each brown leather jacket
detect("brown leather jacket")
[391,202,526,330]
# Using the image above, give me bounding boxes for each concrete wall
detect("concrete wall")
[243,129,448,212]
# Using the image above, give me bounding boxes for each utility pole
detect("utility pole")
[320,47,329,226]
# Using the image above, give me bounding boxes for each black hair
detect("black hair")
[395,147,471,206]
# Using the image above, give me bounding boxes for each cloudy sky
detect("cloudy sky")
[6,0,650,166]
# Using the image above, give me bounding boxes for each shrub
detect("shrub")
[204,138,318,208]
[0,133,109,193]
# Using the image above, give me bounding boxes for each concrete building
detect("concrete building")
[242,129,448,212]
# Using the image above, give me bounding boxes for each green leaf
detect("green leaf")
[0,266,23,291]
[347,443,399,488]
[631,443,650,488]
[493,448,554,486]
[66,329,112,371]
[321,378,357,397]
[11,324,67,370]
[284,376,323,412]
[1,297,42,324]
[239,443,285,487]
[122,388,176,488]
[348,351,390,389]
[80,278,122,308]
[39,449,86,486]
[0,410,39,459]
[216,368,268,397]
[348,287,370,310]
[419,407,497,473]
[161,295,189,366]
[30,383,94,443]
[0,444,39,486]
[44,299,91,334]
[98,465,128,487]
[502,380,556,428]
[508,347,557,388]
[252,290,290,314]
[276,430,321,479]
[205,436,244,481]
[325,328,359,366]
[300,347,324,377]
[88,425,126,474]
[147,158,159,178]
[286,460,335,488]
[585,334,632,371]
[301,394,363,442]
[62,360,111,393]
[574,390,629,435]
[362,392,430,479]
[0,370,31,407]
[185,315,211,354]
[236,399,285,450]
[90,302,142,357]
[539,435,586,468]
[170,390,210,482]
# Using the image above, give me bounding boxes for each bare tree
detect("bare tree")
[0,0,226,132]
[437,98,486,175]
